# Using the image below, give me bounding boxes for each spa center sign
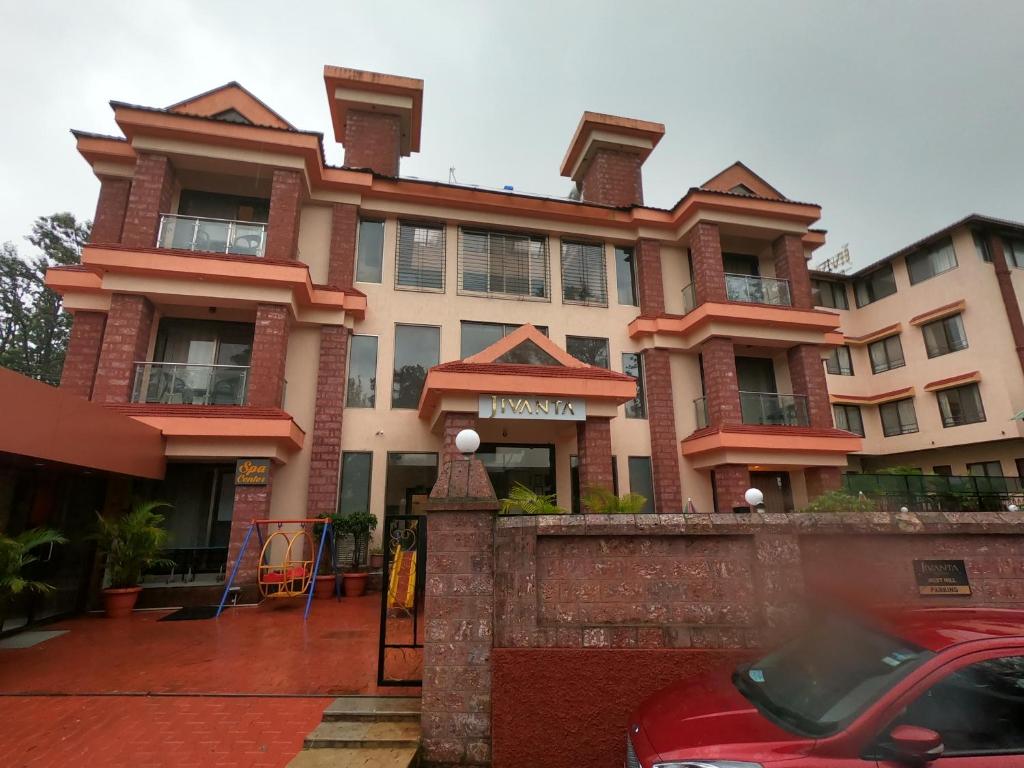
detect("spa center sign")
[913,559,972,596]
[479,394,586,421]
[235,458,271,486]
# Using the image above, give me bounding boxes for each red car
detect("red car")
[628,608,1024,767]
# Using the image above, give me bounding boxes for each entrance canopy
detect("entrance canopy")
[417,324,637,429]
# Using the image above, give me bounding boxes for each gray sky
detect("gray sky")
[1,0,1021,269]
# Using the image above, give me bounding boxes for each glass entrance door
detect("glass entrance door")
[477,444,555,501]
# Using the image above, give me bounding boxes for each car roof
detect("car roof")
[881,608,1024,653]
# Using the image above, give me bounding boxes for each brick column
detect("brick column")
[576,417,613,503]
[306,326,349,518]
[690,221,727,305]
[422,456,499,766]
[989,234,1024,377]
[772,234,813,309]
[228,469,274,586]
[247,304,290,408]
[701,337,741,427]
[328,203,358,289]
[121,154,175,248]
[265,169,304,261]
[60,311,107,399]
[92,294,154,404]
[787,344,832,428]
[713,465,751,513]
[642,349,682,514]
[344,111,402,176]
[805,467,842,500]
[441,412,478,464]
[579,148,644,207]
[89,177,131,244]
[635,238,664,316]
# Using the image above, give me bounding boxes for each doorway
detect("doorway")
[750,471,794,513]
[477,443,555,503]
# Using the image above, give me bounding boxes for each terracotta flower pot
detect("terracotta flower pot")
[342,571,368,597]
[102,586,142,618]
[370,552,384,570]
[314,574,336,600]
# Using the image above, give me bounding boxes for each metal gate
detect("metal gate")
[377,514,427,686]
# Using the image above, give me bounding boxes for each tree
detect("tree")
[0,213,89,384]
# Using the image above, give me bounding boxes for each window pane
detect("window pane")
[627,457,655,513]
[339,452,372,514]
[622,352,646,418]
[458,228,550,299]
[460,322,504,358]
[855,264,897,307]
[494,339,560,365]
[384,452,438,515]
[355,220,384,283]
[881,398,918,437]
[561,241,608,306]
[346,335,378,408]
[973,231,992,262]
[566,336,610,368]
[939,383,985,427]
[392,325,440,408]
[615,246,638,305]
[396,222,445,291]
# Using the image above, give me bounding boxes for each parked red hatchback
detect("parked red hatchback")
[628,608,1024,767]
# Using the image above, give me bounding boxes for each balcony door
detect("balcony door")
[142,319,254,405]
[723,253,760,276]
[736,356,778,425]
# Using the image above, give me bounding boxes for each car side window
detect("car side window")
[889,656,1024,755]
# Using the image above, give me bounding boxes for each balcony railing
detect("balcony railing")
[157,214,267,257]
[131,362,249,406]
[725,273,792,307]
[740,391,809,427]
[845,473,1024,513]
[682,282,697,314]
[694,396,709,430]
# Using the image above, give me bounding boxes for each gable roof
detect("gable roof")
[167,82,294,130]
[701,161,787,201]
[463,323,587,367]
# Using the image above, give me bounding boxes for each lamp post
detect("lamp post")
[455,428,481,457]
[744,487,764,513]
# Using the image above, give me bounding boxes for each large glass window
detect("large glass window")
[566,336,610,368]
[627,457,655,513]
[384,452,438,516]
[355,219,385,283]
[825,346,854,376]
[459,321,548,358]
[561,241,608,306]
[396,221,445,291]
[833,404,865,436]
[339,452,373,514]
[622,352,646,418]
[973,231,992,263]
[922,313,968,358]
[937,383,986,428]
[968,460,1003,478]
[1005,237,1024,268]
[458,228,550,299]
[392,325,440,409]
[478,444,555,504]
[812,279,849,310]
[346,335,378,408]
[614,246,638,306]
[854,264,897,307]
[905,238,957,284]
[868,335,905,374]
[880,398,919,437]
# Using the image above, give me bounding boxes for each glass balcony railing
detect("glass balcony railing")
[725,273,792,306]
[157,214,267,257]
[131,362,249,406]
[694,396,709,429]
[740,391,809,427]
[682,282,697,314]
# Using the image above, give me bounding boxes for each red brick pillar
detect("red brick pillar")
[772,234,812,309]
[92,294,154,404]
[60,311,107,399]
[229,469,273,586]
[121,154,175,248]
[713,465,751,513]
[701,337,741,427]
[344,111,402,176]
[441,412,478,464]
[805,467,842,500]
[690,221,727,305]
[635,238,664,316]
[328,203,358,289]
[989,234,1024,377]
[643,349,682,514]
[579,148,644,207]
[247,304,290,408]
[306,326,349,518]
[422,457,498,765]
[787,344,832,428]
[90,177,132,244]
[264,169,304,261]
[576,417,613,503]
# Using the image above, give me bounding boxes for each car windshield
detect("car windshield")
[733,613,933,737]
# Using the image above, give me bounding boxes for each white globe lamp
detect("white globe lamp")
[744,488,764,508]
[455,428,481,456]
[1009,504,1020,513]
[899,506,910,514]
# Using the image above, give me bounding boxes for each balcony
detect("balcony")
[725,273,791,307]
[694,392,810,429]
[131,362,249,406]
[157,214,267,257]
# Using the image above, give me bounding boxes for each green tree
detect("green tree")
[0,213,89,384]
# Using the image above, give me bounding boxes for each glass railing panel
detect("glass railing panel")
[694,396,709,429]
[131,362,249,406]
[738,391,809,427]
[156,215,267,257]
[724,273,792,307]
[681,282,697,314]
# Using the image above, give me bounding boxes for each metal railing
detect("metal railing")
[725,273,792,306]
[131,362,249,406]
[739,391,809,426]
[157,214,267,257]
[694,396,709,430]
[844,473,1024,513]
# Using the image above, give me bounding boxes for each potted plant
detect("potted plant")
[334,511,377,597]
[369,545,384,570]
[94,501,172,618]
[0,528,66,631]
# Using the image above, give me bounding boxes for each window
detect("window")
[1004,236,1024,268]
[459,228,549,299]
[346,335,378,408]
[812,279,849,310]
[570,455,619,513]
[854,264,897,307]
[833,404,865,437]
[723,253,759,276]
[884,656,1024,756]
[459,322,548,358]
[338,452,372,514]
[622,352,646,418]
[967,460,1003,478]
[392,325,440,409]
[922,313,968,358]
[494,339,560,365]
[973,231,992,262]
[880,398,918,437]
[614,246,638,306]
[355,220,385,283]
[561,241,608,306]
[937,383,986,427]
[905,238,957,284]
[825,346,854,376]
[627,457,655,513]
[396,221,445,291]
[868,335,905,374]
[384,452,438,516]
[566,336,610,368]
[932,465,953,476]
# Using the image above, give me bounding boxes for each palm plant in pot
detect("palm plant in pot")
[0,528,66,631]
[94,500,172,618]
[334,511,377,597]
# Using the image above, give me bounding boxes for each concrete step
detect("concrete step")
[323,696,422,722]
[304,720,421,750]
[287,746,419,768]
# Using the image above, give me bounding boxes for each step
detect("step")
[323,696,422,723]
[287,746,419,768]
[304,720,421,750]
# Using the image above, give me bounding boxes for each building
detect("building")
[45,64,860,589]
[813,214,1024,479]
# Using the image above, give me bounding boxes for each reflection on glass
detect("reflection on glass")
[392,325,440,408]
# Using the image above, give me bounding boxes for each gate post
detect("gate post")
[421,456,499,766]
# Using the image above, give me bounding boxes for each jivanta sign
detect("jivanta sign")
[479,394,586,421]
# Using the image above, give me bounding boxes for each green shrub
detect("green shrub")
[499,483,567,515]
[581,487,648,514]
[94,501,173,588]
[800,489,876,514]
[0,528,67,598]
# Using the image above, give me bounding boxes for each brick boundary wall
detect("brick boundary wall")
[60,311,107,399]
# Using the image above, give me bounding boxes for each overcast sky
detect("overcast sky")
[1,0,1021,269]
